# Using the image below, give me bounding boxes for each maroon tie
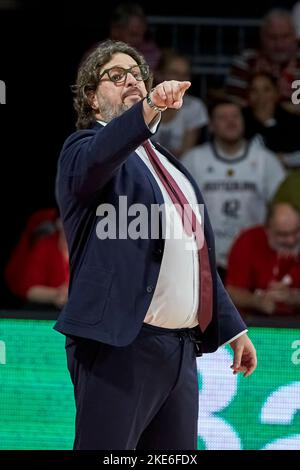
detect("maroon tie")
[143,140,213,332]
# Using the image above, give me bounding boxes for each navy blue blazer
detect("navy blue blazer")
[54,100,246,352]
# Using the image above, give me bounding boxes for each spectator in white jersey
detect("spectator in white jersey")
[152,49,209,158]
[181,100,286,276]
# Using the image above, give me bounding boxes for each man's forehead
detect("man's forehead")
[264,18,294,35]
[214,104,241,117]
[104,53,138,68]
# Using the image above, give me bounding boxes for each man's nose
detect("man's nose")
[274,38,285,49]
[125,72,139,85]
[284,235,297,247]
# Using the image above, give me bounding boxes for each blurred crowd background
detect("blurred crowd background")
[1,0,300,324]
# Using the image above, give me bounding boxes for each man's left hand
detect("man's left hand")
[229,334,257,377]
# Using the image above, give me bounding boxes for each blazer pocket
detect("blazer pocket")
[66,266,113,325]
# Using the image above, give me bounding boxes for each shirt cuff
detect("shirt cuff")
[147,114,161,134]
[220,329,248,347]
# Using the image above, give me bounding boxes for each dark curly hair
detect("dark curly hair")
[73,39,153,129]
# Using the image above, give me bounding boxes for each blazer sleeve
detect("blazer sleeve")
[216,272,247,346]
[58,100,153,202]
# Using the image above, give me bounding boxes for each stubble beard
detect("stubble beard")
[98,99,130,123]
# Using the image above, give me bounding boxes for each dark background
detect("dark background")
[0,0,297,304]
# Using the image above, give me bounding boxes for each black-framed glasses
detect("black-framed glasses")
[99,64,150,83]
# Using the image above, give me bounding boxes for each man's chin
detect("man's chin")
[223,135,241,144]
[124,95,142,105]
[276,247,300,257]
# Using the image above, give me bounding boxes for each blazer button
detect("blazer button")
[146,285,153,293]
[153,247,163,260]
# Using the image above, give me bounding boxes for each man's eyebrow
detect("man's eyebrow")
[106,64,138,68]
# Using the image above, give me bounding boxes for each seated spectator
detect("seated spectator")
[226,203,300,316]
[243,72,300,169]
[272,169,300,212]
[181,100,285,272]
[109,2,161,71]
[153,49,208,158]
[226,8,300,114]
[19,218,69,310]
[5,208,59,299]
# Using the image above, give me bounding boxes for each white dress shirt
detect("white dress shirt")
[98,119,247,342]
[137,142,201,328]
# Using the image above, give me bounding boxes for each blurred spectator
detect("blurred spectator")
[226,8,300,113]
[109,2,161,71]
[181,100,285,272]
[5,208,58,299]
[292,1,300,39]
[272,168,300,212]
[243,72,300,169]
[20,218,69,310]
[5,210,69,310]
[226,203,300,317]
[152,49,208,158]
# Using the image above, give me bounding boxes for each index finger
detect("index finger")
[178,81,191,91]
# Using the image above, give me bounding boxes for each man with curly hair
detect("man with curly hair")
[54,39,256,450]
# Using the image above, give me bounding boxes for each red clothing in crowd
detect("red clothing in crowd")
[5,208,58,297]
[20,231,69,298]
[226,49,300,104]
[226,225,300,315]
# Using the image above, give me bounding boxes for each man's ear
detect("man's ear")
[87,91,98,111]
